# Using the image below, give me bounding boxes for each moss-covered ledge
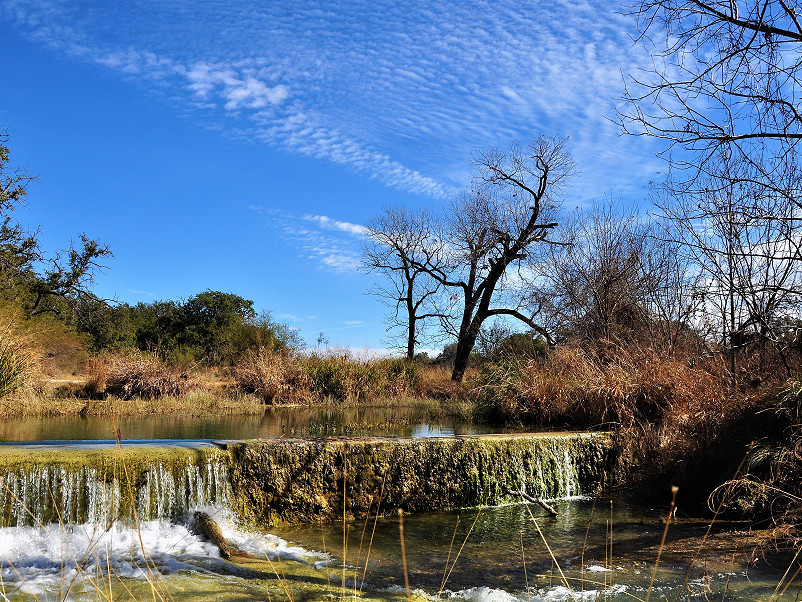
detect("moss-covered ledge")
[0,444,232,526]
[228,433,613,527]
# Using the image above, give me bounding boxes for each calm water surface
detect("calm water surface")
[0,405,510,442]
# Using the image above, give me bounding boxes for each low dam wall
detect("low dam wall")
[228,433,613,526]
[0,433,614,527]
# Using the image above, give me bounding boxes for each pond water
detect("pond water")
[0,405,507,442]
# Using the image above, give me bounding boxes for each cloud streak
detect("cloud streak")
[258,208,365,274]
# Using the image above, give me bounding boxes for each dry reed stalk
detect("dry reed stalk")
[438,509,483,597]
[359,465,390,595]
[521,531,531,602]
[645,486,678,602]
[398,509,410,602]
[524,502,579,601]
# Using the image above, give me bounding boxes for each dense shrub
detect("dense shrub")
[233,347,311,404]
[88,353,189,400]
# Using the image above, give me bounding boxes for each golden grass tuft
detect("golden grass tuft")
[88,352,190,400]
[0,330,33,402]
[474,341,726,429]
[233,347,312,404]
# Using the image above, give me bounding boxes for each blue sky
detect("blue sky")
[1,0,664,353]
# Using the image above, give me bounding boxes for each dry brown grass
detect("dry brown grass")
[232,348,462,404]
[474,340,727,429]
[87,352,190,400]
[233,347,313,404]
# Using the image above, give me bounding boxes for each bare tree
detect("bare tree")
[362,206,444,359]
[620,0,802,196]
[415,136,575,381]
[653,155,802,380]
[542,202,653,342]
[540,201,702,354]
[621,1,802,377]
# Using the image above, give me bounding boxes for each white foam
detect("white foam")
[387,583,628,602]
[0,506,323,597]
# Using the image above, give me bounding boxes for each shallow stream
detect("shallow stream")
[0,497,797,601]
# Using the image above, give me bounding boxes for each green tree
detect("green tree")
[177,291,255,364]
[0,132,112,318]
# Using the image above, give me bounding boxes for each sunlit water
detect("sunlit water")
[0,405,506,442]
[0,408,797,600]
[272,497,801,600]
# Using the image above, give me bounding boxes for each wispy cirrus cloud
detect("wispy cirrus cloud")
[256,208,365,274]
[2,0,661,200]
[304,215,366,236]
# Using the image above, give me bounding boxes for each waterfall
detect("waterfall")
[0,446,231,527]
[230,432,612,525]
[0,433,612,529]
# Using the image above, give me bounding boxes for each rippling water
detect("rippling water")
[0,496,797,600]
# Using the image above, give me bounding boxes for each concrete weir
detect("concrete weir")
[228,433,613,526]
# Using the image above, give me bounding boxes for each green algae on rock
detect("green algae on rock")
[228,433,612,526]
[0,444,232,526]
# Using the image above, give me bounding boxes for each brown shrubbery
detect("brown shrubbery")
[88,353,190,400]
[473,340,726,429]
[233,347,312,404]
[0,332,33,401]
[232,348,455,404]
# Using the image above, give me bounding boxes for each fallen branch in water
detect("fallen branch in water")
[503,488,559,517]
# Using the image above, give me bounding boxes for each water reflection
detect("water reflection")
[0,405,506,442]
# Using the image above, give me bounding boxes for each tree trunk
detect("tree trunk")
[451,322,482,382]
[406,314,416,360]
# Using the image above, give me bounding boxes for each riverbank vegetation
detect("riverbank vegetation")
[1,126,800,533]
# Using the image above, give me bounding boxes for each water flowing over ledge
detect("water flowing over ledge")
[0,433,613,528]
[0,444,231,527]
[228,433,614,526]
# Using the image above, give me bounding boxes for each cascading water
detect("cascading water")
[0,443,325,601]
[230,433,610,525]
[0,432,793,601]
[0,448,231,527]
